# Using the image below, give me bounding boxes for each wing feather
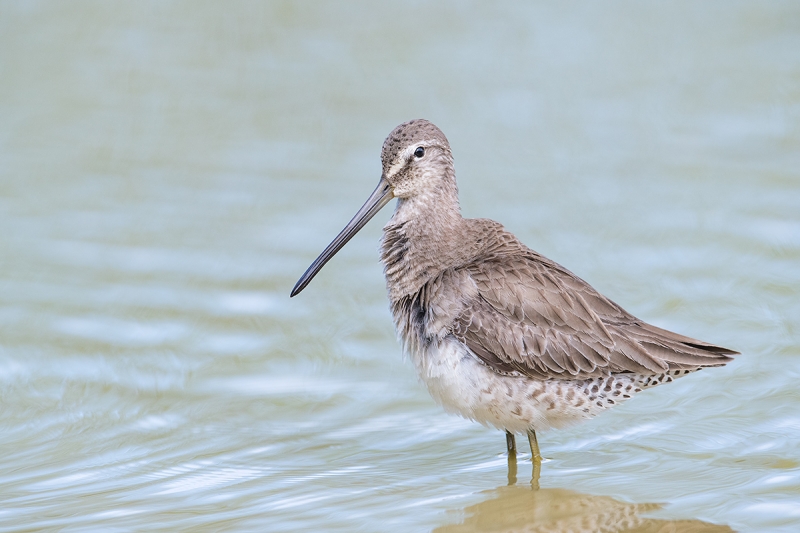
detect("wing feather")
[450,251,737,379]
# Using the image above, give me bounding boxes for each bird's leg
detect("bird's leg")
[527,429,541,462]
[505,431,516,455]
[505,431,518,485]
[527,429,541,490]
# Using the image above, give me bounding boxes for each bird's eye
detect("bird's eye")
[414,146,425,158]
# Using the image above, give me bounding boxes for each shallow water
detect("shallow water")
[1,1,799,531]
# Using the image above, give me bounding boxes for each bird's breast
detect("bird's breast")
[388,268,478,352]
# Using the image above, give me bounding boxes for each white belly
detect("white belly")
[408,336,641,434]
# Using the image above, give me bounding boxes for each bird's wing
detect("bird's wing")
[451,252,737,379]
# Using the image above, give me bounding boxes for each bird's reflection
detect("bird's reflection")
[506,443,541,488]
[437,455,733,533]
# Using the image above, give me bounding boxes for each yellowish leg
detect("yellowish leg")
[505,431,516,454]
[505,431,517,485]
[527,429,542,462]
[527,429,541,490]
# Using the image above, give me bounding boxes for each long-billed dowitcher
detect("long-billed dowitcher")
[291,119,738,462]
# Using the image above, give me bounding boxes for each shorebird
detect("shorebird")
[291,119,738,462]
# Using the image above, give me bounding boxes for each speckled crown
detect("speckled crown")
[381,119,449,169]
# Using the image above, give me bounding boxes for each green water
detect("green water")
[1,1,799,531]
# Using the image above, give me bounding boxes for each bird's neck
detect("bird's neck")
[380,176,466,302]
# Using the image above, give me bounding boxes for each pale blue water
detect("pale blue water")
[1,1,799,531]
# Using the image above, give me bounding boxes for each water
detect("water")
[1,1,798,531]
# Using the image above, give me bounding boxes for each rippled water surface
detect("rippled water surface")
[1,1,799,531]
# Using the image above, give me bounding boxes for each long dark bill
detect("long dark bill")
[290,178,395,297]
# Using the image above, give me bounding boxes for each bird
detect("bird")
[290,119,738,463]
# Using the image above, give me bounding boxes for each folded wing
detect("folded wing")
[450,252,737,379]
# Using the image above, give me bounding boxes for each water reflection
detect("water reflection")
[506,449,541,488]
[441,455,734,532]
[438,483,733,533]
